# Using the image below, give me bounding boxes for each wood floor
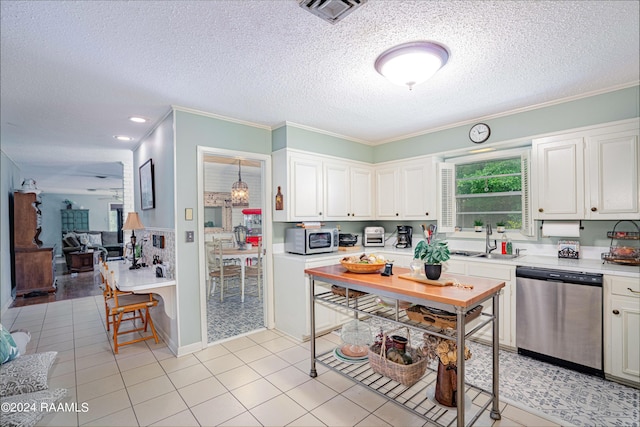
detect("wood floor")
[10,267,103,308]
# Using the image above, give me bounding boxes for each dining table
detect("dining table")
[217,246,259,302]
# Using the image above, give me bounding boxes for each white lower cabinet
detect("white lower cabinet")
[274,254,352,341]
[604,275,640,386]
[444,259,515,348]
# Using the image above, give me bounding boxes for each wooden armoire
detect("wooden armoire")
[11,191,56,296]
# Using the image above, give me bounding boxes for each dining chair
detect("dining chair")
[207,239,241,302]
[99,261,138,332]
[105,270,159,353]
[244,239,263,300]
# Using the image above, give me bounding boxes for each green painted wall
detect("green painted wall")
[373,85,639,162]
[174,109,271,347]
[281,125,373,163]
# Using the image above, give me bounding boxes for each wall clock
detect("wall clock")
[469,123,491,144]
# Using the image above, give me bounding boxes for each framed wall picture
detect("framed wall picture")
[139,159,155,210]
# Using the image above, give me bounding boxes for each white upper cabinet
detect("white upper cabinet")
[272,149,373,222]
[532,120,639,220]
[375,157,438,220]
[324,161,374,220]
[273,150,323,222]
[586,128,639,219]
[532,136,585,219]
[375,166,401,219]
[401,158,437,220]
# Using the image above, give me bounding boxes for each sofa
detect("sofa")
[1,325,67,427]
[62,231,123,270]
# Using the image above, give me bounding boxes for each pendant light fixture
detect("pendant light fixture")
[374,41,449,90]
[231,159,249,207]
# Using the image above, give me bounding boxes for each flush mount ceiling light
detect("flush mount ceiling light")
[374,41,449,90]
[129,116,147,123]
[114,135,133,141]
[231,159,249,207]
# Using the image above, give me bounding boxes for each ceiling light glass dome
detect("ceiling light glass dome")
[375,41,449,90]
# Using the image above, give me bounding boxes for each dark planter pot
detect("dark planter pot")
[424,263,442,280]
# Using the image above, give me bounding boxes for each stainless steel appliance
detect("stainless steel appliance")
[363,226,385,247]
[516,266,603,376]
[396,225,413,248]
[338,233,358,247]
[285,227,339,255]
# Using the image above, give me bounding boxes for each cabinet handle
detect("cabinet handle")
[351,213,355,217]
[612,309,620,315]
[591,207,597,212]
[318,212,322,216]
[395,213,399,216]
[425,212,429,216]
[538,208,544,212]
[628,287,640,295]
[347,213,351,216]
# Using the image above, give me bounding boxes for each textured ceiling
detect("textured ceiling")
[1,0,639,193]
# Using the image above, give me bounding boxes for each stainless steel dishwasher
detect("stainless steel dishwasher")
[516,266,604,377]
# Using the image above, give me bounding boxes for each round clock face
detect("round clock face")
[469,123,491,143]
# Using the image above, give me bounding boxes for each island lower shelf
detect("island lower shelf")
[315,347,496,426]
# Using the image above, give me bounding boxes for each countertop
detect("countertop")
[274,246,640,278]
[304,264,505,309]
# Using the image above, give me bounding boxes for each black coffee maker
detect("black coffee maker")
[396,225,413,248]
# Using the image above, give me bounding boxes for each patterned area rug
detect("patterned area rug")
[357,317,640,427]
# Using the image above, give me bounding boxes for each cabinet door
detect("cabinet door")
[402,160,436,220]
[290,155,323,221]
[609,295,640,384]
[532,136,584,219]
[586,128,640,219]
[324,161,350,220]
[349,166,374,219]
[467,263,514,347]
[605,275,640,385]
[375,167,400,219]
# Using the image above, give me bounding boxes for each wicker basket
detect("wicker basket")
[340,260,385,273]
[406,305,482,329]
[331,285,367,298]
[368,327,427,387]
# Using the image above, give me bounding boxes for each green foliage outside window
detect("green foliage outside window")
[455,157,523,229]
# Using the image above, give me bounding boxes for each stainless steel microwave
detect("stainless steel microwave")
[285,227,339,255]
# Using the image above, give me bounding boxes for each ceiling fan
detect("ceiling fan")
[98,189,123,201]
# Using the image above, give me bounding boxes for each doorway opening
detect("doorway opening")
[199,150,270,344]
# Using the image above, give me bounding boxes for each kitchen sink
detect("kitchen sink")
[450,250,519,260]
[450,250,487,257]
[480,253,520,260]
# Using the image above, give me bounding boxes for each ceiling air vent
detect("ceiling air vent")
[299,0,367,25]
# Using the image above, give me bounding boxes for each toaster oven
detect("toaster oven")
[285,227,339,255]
[363,226,385,247]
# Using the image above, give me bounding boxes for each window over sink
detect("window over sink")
[438,148,533,236]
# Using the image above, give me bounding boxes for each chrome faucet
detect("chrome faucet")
[485,224,497,254]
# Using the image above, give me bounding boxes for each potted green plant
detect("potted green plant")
[496,221,506,233]
[414,239,450,280]
[473,219,483,232]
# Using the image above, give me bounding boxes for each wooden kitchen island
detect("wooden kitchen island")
[305,264,505,427]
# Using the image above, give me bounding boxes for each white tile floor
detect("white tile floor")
[1,296,562,427]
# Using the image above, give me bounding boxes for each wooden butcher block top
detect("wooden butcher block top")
[304,264,505,309]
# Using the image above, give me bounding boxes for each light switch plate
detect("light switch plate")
[186,231,194,242]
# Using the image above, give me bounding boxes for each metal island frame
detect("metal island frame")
[305,264,505,427]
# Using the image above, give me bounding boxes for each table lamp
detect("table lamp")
[122,212,145,269]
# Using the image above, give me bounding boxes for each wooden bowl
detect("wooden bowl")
[340,260,385,273]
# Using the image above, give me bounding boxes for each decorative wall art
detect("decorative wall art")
[139,159,155,210]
